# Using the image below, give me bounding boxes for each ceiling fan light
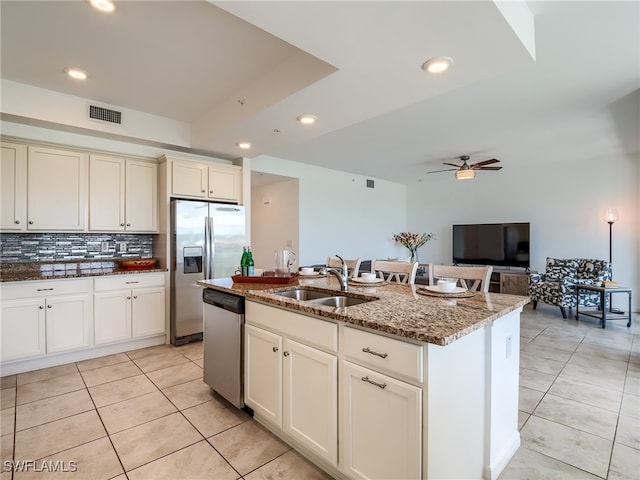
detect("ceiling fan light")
[422,57,453,74]
[89,0,115,13]
[236,141,252,150]
[64,67,88,80]
[297,114,317,125]
[455,169,475,180]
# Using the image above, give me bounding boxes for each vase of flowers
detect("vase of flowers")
[392,231,435,263]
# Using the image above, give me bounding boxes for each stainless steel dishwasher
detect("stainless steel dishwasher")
[203,289,245,408]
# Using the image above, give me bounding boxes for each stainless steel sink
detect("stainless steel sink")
[273,289,332,301]
[308,296,372,308]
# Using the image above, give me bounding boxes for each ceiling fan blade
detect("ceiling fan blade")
[427,168,458,174]
[470,158,500,167]
[476,166,503,171]
[442,162,462,168]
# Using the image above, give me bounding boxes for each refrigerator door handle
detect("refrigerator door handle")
[204,216,215,279]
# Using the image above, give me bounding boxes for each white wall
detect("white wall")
[251,178,300,271]
[407,153,640,310]
[251,155,408,266]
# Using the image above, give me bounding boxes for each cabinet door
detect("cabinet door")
[125,160,158,232]
[502,273,529,296]
[1,142,27,230]
[244,324,282,426]
[89,155,125,231]
[94,290,132,345]
[46,294,92,353]
[27,146,87,230]
[171,161,207,198]
[208,164,241,202]
[131,287,165,338]
[283,338,338,466]
[341,361,422,480]
[0,298,46,361]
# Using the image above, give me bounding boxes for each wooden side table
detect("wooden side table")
[575,284,632,328]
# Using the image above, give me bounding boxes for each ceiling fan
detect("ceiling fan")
[427,155,502,180]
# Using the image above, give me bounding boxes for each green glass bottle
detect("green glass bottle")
[247,246,255,276]
[240,246,248,276]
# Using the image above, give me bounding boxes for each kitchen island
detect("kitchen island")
[198,276,530,480]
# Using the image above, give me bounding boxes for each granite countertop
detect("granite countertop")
[0,261,167,282]
[197,276,530,346]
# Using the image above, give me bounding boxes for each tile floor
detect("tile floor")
[0,303,638,479]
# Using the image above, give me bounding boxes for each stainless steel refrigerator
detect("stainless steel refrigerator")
[170,199,245,345]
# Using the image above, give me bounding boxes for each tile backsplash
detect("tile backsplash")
[0,233,154,263]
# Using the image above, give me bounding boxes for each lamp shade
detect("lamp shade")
[455,169,475,180]
[605,208,618,223]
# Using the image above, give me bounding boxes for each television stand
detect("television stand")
[489,269,533,296]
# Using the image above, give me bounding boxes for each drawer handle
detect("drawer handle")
[361,376,387,389]
[283,351,290,357]
[37,288,54,292]
[362,347,388,359]
[272,346,279,353]
[126,281,139,284]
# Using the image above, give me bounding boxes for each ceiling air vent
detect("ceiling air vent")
[88,104,122,125]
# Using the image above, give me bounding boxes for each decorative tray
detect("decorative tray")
[231,273,297,284]
[117,258,157,270]
[417,287,475,299]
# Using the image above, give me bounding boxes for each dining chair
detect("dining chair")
[326,256,362,278]
[429,265,493,292]
[371,260,419,285]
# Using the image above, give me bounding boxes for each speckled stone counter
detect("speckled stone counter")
[0,261,167,282]
[197,276,530,346]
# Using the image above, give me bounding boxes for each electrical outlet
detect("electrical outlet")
[506,335,512,359]
[119,242,128,252]
[101,241,109,253]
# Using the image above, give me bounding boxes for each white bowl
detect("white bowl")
[361,273,377,282]
[437,279,457,292]
[300,267,315,275]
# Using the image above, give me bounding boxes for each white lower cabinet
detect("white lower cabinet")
[244,302,338,466]
[0,279,92,362]
[341,361,422,480]
[94,273,165,345]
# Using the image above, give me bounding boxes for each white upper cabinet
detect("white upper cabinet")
[89,154,158,232]
[1,142,27,230]
[27,146,88,231]
[171,159,242,203]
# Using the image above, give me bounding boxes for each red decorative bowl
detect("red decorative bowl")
[117,259,157,270]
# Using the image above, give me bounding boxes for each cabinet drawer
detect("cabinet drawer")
[1,278,91,300]
[246,301,338,353]
[343,327,423,383]
[94,272,165,291]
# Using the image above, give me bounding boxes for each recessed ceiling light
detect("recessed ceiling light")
[89,0,115,12]
[64,67,88,80]
[236,141,252,150]
[422,57,453,74]
[297,114,318,125]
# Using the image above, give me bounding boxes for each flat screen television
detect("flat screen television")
[452,222,530,269]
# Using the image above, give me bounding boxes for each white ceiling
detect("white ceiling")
[1,1,638,184]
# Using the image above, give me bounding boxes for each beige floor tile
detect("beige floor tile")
[608,442,640,480]
[518,386,544,414]
[1,407,14,436]
[615,414,640,450]
[15,389,94,432]
[131,350,190,373]
[126,344,175,360]
[519,368,556,393]
[193,358,204,368]
[1,434,13,466]
[0,376,16,389]
[98,390,177,434]
[162,378,215,410]
[16,364,78,386]
[573,342,631,364]
[517,411,529,431]
[16,372,85,405]
[88,374,157,408]
[127,440,239,480]
[146,361,203,390]
[559,362,626,392]
[529,334,581,353]
[533,393,618,440]
[80,360,142,387]
[76,352,129,372]
[624,368,640,395]
[568,352,629,377]
[520,415,612,478]
[12,437,123,480]
[547,376,623,413]
[110,412,202,471]
[620,392,639,419]
[209,421,290,476]
[0,388,15,410]
[497,445,601,480]
[245,449,332,480]
[519,352,565,376]
[173,342,204,361]
[582,334,633,353]
[521,341,573,363]
[182,399,249,438]
[14,410,106,461]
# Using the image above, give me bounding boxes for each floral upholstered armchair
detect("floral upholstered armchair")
[529,258,612,318]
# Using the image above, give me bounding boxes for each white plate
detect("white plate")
[350,277,385,284]
[298,272,320,277]
[424,286,467,294]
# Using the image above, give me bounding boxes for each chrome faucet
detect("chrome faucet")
[327,254,349,291]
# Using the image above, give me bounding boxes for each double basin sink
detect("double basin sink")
[273,288,376,308]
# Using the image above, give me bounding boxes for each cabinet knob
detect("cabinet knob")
[47,304,52,309]
[201,189,205,193]
[272,346,279,353]
[126,223,131,227]
[209,190,213,194]
[14,220,20,224]
[133,295,137,299]
[127,296,131,300]
[39,305,44,310]
[28,220,34,224]
[120,223,125,226]
[283,351,290,357]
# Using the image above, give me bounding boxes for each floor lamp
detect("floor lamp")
[605,208,622,313]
